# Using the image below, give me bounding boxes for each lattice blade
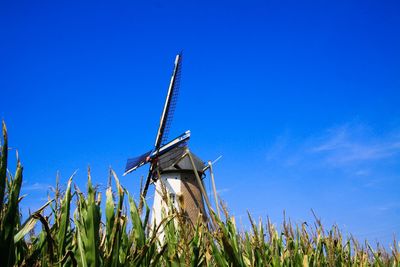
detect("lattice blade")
[154,53,183,150]
[124,150,152,176]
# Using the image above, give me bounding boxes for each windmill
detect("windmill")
[123,54,220,225]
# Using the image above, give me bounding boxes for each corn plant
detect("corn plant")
[0,121,23,266]
[0,120,399,266]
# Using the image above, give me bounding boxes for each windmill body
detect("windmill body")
[124,54,215,226]
[152,147,206,225]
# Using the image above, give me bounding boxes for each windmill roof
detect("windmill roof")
[158,146,205,173]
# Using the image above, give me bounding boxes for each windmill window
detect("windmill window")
[169,193,175,203]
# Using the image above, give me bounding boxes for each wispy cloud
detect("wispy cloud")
[216,187,230,195]
[309,123,400,166]
[22,182,50,191]
[355,169,370,176]
[264,122,400,175]
[207,187,230,198]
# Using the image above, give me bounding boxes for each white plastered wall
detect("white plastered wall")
[151,172,183,227]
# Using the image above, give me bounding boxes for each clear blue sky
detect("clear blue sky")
[1,0,399,246]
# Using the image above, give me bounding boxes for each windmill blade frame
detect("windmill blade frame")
[124,150,152,175]
[154,53,183,150]
[139,53,183,212]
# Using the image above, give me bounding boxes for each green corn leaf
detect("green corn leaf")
[74,209,88,267]
[74,170,102,267]
[0,121,8,212]
[58,175,73,259]
[210,237,228,267]
[106,170,125,267]
[105,185,115,250]
[128,193,145,248]
[14,216,37,244]
[14,199,53,243]
[190,223,203,267]
[83,171,101,266]
[0,160,23,267]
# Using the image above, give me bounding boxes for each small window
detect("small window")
[169,193,175,204]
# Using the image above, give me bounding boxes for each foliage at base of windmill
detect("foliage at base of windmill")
[0,121,399,266]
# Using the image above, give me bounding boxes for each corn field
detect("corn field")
[0,121,399,267]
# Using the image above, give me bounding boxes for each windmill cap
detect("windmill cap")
[158,146,205,173]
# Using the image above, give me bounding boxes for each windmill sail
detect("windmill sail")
[154,53,182,150]
[124,150,152,174]
[123,53,184,213]
[138,54,183,212]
